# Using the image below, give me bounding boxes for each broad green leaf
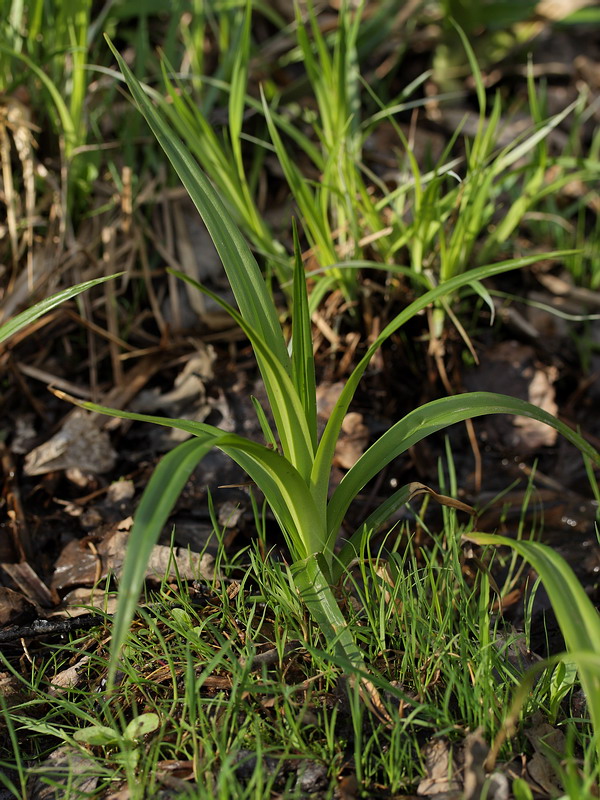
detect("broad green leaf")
[0,275,121,345]
[105,38,290,375]
[291,553,392,724]
[56,391,224,439]
[311,252,576,511]
[326,391,600,551]
[216,435,325,559]
[291,221,317,451]
[291,554,362,658]
[98,411,324,684]
[465,534,600,757]
[108,435,214,686]
[64,394,323,560]
[168,269,314,477]
[73,725,118,746]
[123,713,160,741]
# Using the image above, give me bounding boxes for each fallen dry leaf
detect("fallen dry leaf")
[51,518,215,601]
[334,412,370,469]
[47,655,92,696]
[316,381,345,419]
[524,715,566,796]
[536,0,597,21]
[1,561,55,608]
[513,365,558,449]
[463,729,509,800]
[49,587,119,617]
[417,738,460,795]
[0,586,39,625]
[27,746,99,799]
[464,341,558,453]
[24,411,116,476]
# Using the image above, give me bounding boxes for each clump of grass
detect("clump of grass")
[1,493,597,798]
[152,2,598,322]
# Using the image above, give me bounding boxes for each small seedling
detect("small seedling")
[73,713,160,771]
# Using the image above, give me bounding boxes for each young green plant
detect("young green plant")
[78,39,600,691]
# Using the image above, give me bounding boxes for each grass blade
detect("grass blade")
[291,221,317,451]
[333,484,413,581]
[326,391,600,549]
[465,533,600,758]
[0,275,121,344]
[108,435,215,686]
[0,45,76,155]
[105,37,290,374]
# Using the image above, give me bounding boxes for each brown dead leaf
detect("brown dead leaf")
[0,586,39,625]
[316,381,345,419]
[334,412,370,469]
[51,538,103,591]
[514,366,558,449]
[417,738,460,796]
[133,347,214,414]
[101,790,131,800]
[27,746,99,799]
[463,729,509,800]
[408,483,475,516]
[527,752,564,796]
[49,587,119,617]
[51,517,215,599]
[24,410,116,476]
[103,528,215,583]
[524,715,566,796]
[0,561,55,607]
[357,675,393,726]
[536,0,597,21]
[47,655,92,696]
[464,342,559,453]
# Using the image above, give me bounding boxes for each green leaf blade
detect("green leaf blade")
[466,533,600,753]
[291,221,317,451]
[168,268,314,479]
[326,391,600,547]
[105,37,290,375]
[0,275,121,345]
[108,435,215,686]
[312,252,577,510]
